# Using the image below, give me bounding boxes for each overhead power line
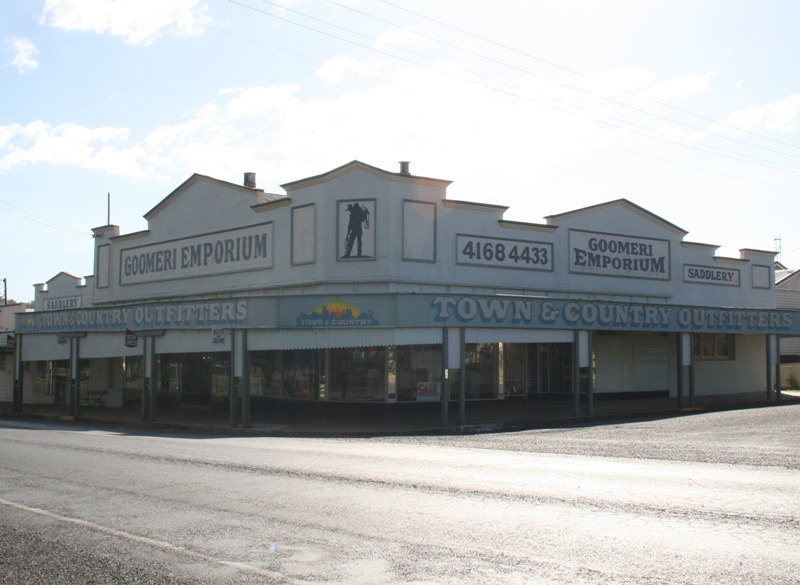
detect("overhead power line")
[228,0,800,176]
[0,198,90,236]
[328,0,800,163]
[375,0,800,153]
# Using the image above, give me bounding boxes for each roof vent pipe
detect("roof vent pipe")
[399,161,410,175]
[244,172,256,188]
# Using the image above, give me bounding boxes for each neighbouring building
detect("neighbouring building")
[0,302,25,402]
[11,161,797,425]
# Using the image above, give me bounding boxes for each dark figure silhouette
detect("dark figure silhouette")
[343,203,370,257]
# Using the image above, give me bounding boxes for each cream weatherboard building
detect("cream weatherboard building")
[11,161,796,425]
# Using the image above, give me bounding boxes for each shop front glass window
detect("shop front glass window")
[502,343,525,396]
[34,361,52,395]
[248,349,323,400]
[280,350,321,399]
[693,334,735,360]
[329,347,385,401]
[464,343,498,399]
[395,344,442,402]
[79,360,90,395]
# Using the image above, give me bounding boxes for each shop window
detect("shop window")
[250,351,280,398]
[155,353,230,405]
[693,333,735,360]
[249,349,323,400]
[329,347,385,401]
[278,350,321,400]
[464,343,498,399]
[53,361,69,403]
[122,356,143,402]
[501,343,525,396]
[528,343,573,394]
[79,360,90,395]
[34,361,53,395]
[123,356,142,391]
[394,344,442,402]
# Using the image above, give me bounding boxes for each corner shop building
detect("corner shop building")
[12,161,799,425]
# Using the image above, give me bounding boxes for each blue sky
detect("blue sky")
[2,0,800,301]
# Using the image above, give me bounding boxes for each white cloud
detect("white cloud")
[4,62,776,205]
[317,56,367,84]
[39,0,211,45]
[0,68,600,191]
[7,39,39,73]
[375,28,421,52]
[576,66,655,100]
[0,121,129,171]
[714,93,800,134]
[225,85,301,119]
[642,72,713,101]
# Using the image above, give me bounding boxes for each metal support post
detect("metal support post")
[441,328,449,427]
[587,332,594,416]
[766,335,773,402]
[140,338,149,422]
[459,328,466,426]
[688,334,695,407]
[677,334,684,410]
[13,334,22,413]
[229,330,238,428]
[573,330,580,418]
[241,330,250,429]
[148,336,157,422]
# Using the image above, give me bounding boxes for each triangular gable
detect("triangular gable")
[45,271,84,286]
[545,199,688,237]
[280,160,452,191]
[144,173,268,221]
[776,268,800,287]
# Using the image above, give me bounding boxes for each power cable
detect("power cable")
[159,7,411,89]
[229,0,800,176]
[376,0,800,152]
[0,199,90,236]
[329,0,800,163]
[252,0,437,64]
[608,146,800,191]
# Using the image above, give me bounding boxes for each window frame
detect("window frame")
[693,333,735,360]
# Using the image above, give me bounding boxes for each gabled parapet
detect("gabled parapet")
[23,161,778,311]
[740,248,778,292]
[33,272,91,312]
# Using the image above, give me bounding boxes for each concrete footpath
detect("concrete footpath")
[2,391,799,438]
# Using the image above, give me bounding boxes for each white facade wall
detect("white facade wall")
[693,335,766,395]
[14,161,795,406]
[73,164,776,310]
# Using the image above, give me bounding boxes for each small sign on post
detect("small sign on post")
[212,328,226,344]
[124,329,138,348]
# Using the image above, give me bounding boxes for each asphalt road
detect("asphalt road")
[1,404,799,584]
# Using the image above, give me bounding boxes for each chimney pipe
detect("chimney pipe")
[399,161,410,175]
[244,172,256,188]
